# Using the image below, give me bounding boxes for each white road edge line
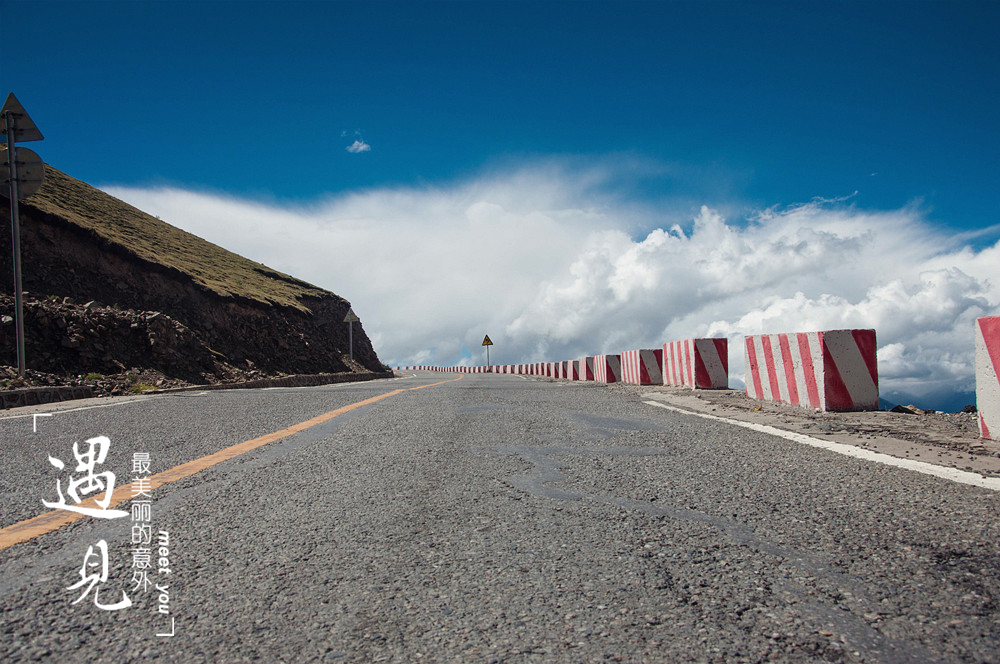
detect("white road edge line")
[0,397,149,420]
[643,400,1000,493]
[1,375,415,420]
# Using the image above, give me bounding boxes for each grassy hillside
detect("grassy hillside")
[23,164,330,311]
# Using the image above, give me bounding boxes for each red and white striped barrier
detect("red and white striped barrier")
[566,361,579,380]
[594,354,622,384]
[621,349,663,385]
[745,329,878,412]
[976,316,1000,439]
[577,357,594,381]
[662,338,729,389]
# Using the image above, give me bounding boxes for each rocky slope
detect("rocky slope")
[0,163,387,385]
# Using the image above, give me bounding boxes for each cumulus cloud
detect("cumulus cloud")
[103,162,1000,409]
[346,139,371,154]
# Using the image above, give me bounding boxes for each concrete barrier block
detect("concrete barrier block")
[976,316,1000,439]
[621,349,663,385]
[745,329,878,412]
[594,354,622,384]
[578,357,595,381]
[663,338,729,389]
[566,361,579,380]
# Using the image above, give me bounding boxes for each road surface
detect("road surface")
[1,372,998,663]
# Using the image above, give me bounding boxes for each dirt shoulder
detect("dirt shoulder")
[624,384,1000,479]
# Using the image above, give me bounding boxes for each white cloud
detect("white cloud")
[346,139,371,154]
[102,162,1000,409]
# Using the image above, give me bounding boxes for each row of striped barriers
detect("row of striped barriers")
[396,328,882,414]
[398,340,732,388]
[400,319,1000,439]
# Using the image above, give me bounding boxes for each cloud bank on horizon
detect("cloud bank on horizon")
[103,163,1000,410]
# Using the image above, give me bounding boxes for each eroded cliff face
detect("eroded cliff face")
[0,167,385,381]
[0,295,222,382]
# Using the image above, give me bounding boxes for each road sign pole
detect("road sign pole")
[4,111,26,377]
[481,334,493,369]
[343,308,360,365]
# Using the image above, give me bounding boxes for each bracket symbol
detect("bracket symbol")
[33,413,52,433]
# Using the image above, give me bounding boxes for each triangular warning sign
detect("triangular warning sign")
[482,335,493,346]
[1,93,44,143]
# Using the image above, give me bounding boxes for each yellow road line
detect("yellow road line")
[0,375,463,552]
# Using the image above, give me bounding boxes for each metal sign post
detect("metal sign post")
[1,93,44,377]
[344,308,360,363]
[482,334,493,368]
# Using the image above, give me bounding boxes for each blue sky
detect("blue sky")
[5,0,999,231]
[4,1,1000,409]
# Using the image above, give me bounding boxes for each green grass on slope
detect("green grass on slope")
[23,164,331,311]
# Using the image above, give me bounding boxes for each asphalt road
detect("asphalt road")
[1,372,998,663]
